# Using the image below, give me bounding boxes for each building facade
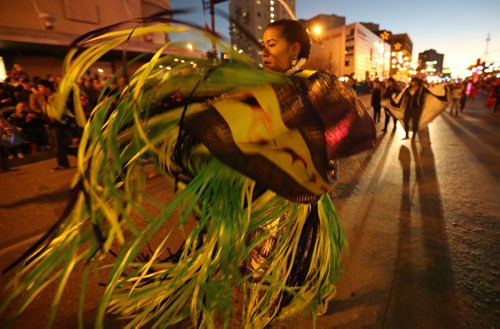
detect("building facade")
[305,21,390,81]
[418,49,444,76]
[360,23,414,79]
[229,0,296,61]
[0,0,170,80]
[304,14,345,31]
[388,33,413,78]
[344,22,391,81]
[305,25,346,76]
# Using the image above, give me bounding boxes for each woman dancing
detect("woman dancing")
[2,16,375,328]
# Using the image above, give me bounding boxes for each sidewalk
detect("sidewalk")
[5,149,56,168]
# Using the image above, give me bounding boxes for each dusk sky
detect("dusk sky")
[171,0,500,76]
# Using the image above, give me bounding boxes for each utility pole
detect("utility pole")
[485,32,491,63]
[202,0,229,61]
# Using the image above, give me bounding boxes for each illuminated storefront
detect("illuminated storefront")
[344,22,390,81]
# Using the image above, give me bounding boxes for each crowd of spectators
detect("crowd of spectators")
[0,64,110,171]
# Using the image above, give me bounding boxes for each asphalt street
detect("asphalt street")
[0,94,498,328]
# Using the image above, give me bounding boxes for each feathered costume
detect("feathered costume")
[1,14,375,329]
[381,84,450,129]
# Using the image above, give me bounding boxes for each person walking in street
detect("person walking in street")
[460,80,468,112]
[402,77,425,140]
[371,79,382,123]
[491,79,500,113]
[450,82,464,116]
[382,78,400,132]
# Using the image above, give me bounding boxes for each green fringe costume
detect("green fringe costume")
[1,16,375,329]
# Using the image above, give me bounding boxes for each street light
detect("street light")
[187,43,193,51]
[312,25,322,36]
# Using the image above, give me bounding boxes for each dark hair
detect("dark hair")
[37,79,54,88]
[266,19,311,59]
[37,79,53,90]
[388,77,395,83]
[410,77,422,85]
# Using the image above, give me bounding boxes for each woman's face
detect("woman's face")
[261,26,300,72]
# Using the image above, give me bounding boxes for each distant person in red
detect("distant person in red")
[468,82,478,100]
[492,79,500,113]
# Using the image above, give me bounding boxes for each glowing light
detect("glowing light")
[0,57,6,81]
[312,25,322,36]
[97,68,104,73]
[186,43,193,51]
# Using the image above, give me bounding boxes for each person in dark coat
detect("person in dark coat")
[382,77,401,132]
[402,77,425,140]
[370,80,382,123]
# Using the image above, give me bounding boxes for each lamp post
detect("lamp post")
[202,0,229,61]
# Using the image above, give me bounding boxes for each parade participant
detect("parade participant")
[381,77,400,132]
[450,82,464,116]
[382,77,449,140]
[370,79,382,123]
[2,14,375,328]
[402,77,425,139]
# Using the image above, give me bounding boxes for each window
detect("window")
[0,57,6,81]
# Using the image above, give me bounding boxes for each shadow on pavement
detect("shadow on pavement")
[333,130,396,202]
[384,132,459,328]
[440,113,500,182]
[0,187,70,209]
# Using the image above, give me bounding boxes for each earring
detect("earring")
[290,56,298,67]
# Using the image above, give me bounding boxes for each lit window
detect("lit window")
[0,57,6,81]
